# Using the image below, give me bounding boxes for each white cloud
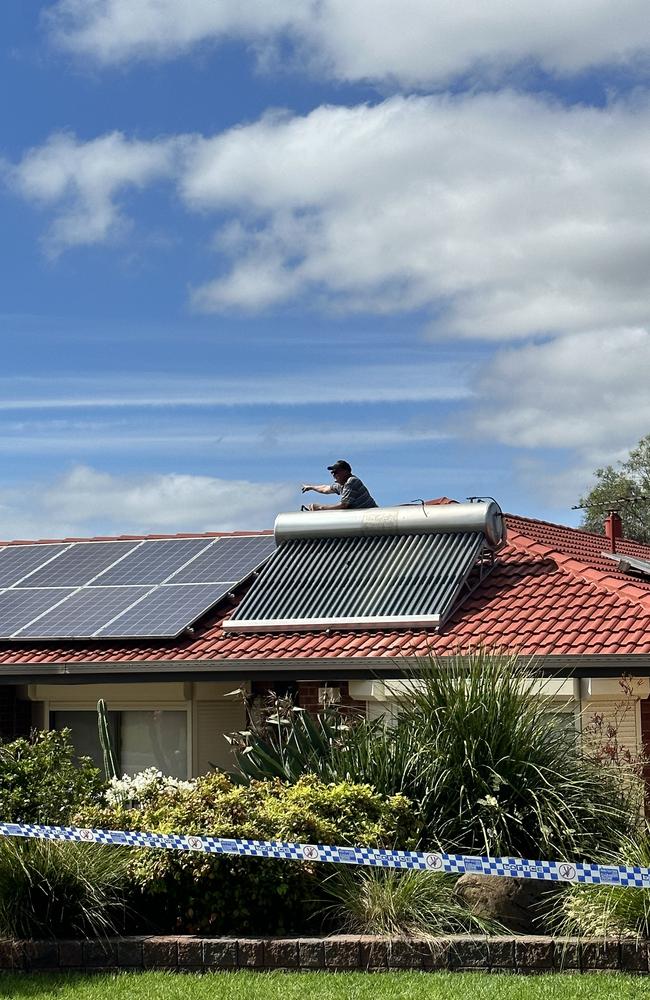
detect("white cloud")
[0,419,448,457]
[47,0,650,86]
[46,0,303,66]
[0,364,470,411]
[469,327,650,458]
[13,93,650,339]
[182,93,650,338]
[9,131,180,252]
[0,465,293,539]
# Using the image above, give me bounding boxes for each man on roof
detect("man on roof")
[301,460,378,511]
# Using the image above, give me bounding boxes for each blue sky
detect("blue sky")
[2,1,650,538]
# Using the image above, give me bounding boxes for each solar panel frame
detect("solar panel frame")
[24,540,143,588]
[0,534,277,641]
[92,537,216,586]
[95,582,235,638]
[170,535,275,584]
[14,585,154,639]
[0,543,72,588]
[226,531,488,631]
[0,588,76,638]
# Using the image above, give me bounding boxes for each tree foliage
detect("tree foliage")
[579,433,650,543]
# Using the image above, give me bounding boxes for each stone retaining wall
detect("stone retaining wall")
[0,935,648,974]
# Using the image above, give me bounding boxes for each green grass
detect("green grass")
[1,972,650,1000]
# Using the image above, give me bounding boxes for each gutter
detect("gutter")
[1,652,650,683]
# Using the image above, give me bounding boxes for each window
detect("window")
[51,709,188,778]
[543,704,580,741]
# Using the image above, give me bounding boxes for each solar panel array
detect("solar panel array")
[0,535,275,641]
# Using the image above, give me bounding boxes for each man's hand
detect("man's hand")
[307,503,320,511]
[301,484,312,493]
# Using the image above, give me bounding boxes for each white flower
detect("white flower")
[105,768,195,806]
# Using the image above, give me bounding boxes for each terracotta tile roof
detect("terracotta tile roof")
[0,514,650,669]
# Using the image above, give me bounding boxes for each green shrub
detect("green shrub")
[76,773,418,935]
[0,729,104,824]
[0,838,130,939]
[557,827,650,939]
[324,867,501,937]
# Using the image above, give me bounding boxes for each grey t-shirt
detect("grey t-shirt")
[332,475,377,509]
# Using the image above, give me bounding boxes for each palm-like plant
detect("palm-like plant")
[225,691,351,783]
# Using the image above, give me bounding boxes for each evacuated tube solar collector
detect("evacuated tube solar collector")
[225,500,504,632]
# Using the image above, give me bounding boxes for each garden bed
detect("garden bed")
[1,934,648,974]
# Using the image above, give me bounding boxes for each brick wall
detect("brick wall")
[250,679,360,716]
[5,934,647,973]
[296,680,358,716]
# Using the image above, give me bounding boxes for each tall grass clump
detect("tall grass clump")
[556,826,650,939]
[324,867,501,937]
[0,839,130,939]
[383,650,640,859]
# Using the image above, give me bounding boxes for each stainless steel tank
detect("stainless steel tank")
[274,500,505,548]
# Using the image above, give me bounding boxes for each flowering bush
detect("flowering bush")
[76,772,417,935]
[106,767,194,807]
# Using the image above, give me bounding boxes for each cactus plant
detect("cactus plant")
[96,699,118,781]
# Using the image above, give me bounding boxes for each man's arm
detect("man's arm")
[301,483,336,495]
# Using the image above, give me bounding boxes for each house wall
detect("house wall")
[13,671,650,782]
[580,677,647,759]
[25,680,246,778]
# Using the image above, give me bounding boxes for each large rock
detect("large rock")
[454,874,555,933]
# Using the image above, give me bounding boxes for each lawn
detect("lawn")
[1,972,650,1000]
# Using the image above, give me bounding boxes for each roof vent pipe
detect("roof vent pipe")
[604,511,623,553]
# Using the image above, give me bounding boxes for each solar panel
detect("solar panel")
[94,538,214,585]
[602,550,650,578]
[0,588,76,637]
[226,531,488,631]
[0,543,71,587]
[15,586,152,639]
[25,541,141,587]
[95,583,234,638]
[0,534,276,641]
[171,535,275,584]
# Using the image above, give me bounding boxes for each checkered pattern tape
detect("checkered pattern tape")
[0,822,647,887]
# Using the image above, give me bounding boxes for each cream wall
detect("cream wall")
[350,676,648,757]
[579,677,648,758]
[27,680,247,778]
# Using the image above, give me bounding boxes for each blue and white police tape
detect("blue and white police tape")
[0,821,646,888]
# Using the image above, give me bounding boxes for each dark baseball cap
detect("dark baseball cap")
[327,460,351,473]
